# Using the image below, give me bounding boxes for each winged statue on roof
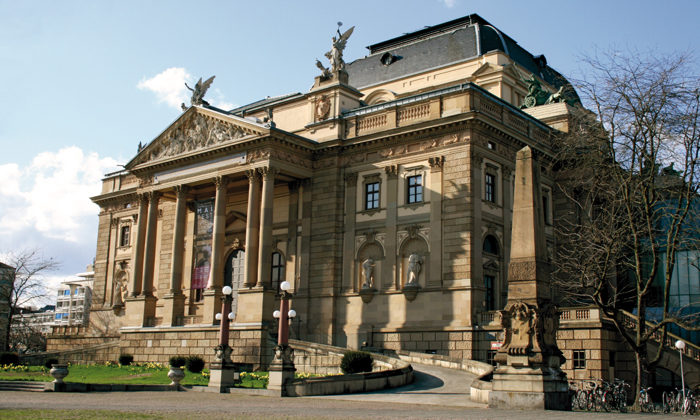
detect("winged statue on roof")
[183,75,216,108]
[324,23,354,73]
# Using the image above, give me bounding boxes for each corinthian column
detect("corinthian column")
[163,185,188,326]
[256,167,277,288]
[169,185,188,293]
[141,191,161,296]
[244,170,261,287]
[207,176,228,290]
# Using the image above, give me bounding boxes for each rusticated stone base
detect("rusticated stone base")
[489,366,570,410]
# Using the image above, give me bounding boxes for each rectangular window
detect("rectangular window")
[365,182,380,210]
[487,350,497,366]
[63,290,70,296]
[120,225,130,247]
[573,350,586,369]
[485,173,496,203]
[407,175,423,204]
[542,189,551,225]
[271,252,284,291]
[484,275,495,311]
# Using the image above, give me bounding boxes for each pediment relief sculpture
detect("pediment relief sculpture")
[132,112,255,166]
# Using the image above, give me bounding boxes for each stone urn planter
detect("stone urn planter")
[168,366,185,386]
[168,356,186,387]
[50,364,69,384]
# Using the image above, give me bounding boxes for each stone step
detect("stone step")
[0,380,47,391]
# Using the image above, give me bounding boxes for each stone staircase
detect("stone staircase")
[619,309,700,389]
[0,380,46,392]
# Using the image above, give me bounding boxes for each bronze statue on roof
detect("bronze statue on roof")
[318,22,354,76]
[184,75,215,107]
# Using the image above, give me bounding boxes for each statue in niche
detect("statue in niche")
[361,258,375,289]
[405,253,423,286]
[112,275,128,308]
[324,23,354,73]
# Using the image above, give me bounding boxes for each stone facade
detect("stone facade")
[59,14,659,383]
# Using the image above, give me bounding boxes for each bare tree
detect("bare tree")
[1,249,59,351]
[553,51,700,400]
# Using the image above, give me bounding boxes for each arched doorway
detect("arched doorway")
[224,249,246,320]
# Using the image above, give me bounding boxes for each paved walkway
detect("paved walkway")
[0,363,687,418]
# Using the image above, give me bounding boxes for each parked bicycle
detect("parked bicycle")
[639,386,654,413]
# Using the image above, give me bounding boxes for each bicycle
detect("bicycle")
[639,386,654,413]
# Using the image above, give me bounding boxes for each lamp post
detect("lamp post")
[675,339,686,408]
[208,285,236,392]
[268,280,297,394]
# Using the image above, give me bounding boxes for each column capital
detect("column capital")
[345,172,358,185]
[429,156,445,172]
[245,169,260,182]
[384,165,398,179]
[137,192,149,205]
[472,152,484,169]
[174,184,190,198]
[147,190,162,200]
[213,176,228,189]
[258,166,278,180]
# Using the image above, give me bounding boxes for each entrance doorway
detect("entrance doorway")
[224,249,246,320]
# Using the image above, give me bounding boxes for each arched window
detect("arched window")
[271,252,284,291]
[483,235,499,255]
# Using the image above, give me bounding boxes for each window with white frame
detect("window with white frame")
[365,181,380,210]
[407,174,423,204]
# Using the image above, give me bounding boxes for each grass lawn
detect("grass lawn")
[0,364,324,388]
[0,363,209,385]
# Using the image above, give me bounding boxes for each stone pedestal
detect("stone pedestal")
[489,365,570,410]
[267,344,296,396]
[161,293,185,326]
[201,289,222,325]
[208,359,239,393]
[124,295,157,327]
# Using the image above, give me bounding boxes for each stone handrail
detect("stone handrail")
[618,309,700,362]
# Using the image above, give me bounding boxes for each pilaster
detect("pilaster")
[384,165,398,289]
[428,156,444,288]
[129,193,149,297]
[342,172,358,292]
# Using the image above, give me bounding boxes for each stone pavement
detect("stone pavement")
[0,363,687,419]
[0,388,685,419]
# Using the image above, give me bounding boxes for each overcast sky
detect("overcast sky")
[1,0,698,292]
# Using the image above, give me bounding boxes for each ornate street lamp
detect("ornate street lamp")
[208,285,236,392]
[675,340,686,408]
[268,280,296,393]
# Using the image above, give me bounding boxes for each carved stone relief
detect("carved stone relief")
[144,114,249,162]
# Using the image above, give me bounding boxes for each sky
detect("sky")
[1,0,698,295]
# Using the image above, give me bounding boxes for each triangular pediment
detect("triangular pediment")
[471,63,524,84]
[127,106,270,169]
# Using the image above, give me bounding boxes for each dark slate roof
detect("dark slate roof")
[0,262,14,270]
[346,14,579,103]
[229,92,303,116]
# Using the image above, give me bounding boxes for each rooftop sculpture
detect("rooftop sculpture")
[181,75,216,110]
[316,22,354,78]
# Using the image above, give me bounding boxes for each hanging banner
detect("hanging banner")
[192,244,211,289]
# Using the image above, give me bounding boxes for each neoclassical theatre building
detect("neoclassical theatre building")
[81,14,598,373]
